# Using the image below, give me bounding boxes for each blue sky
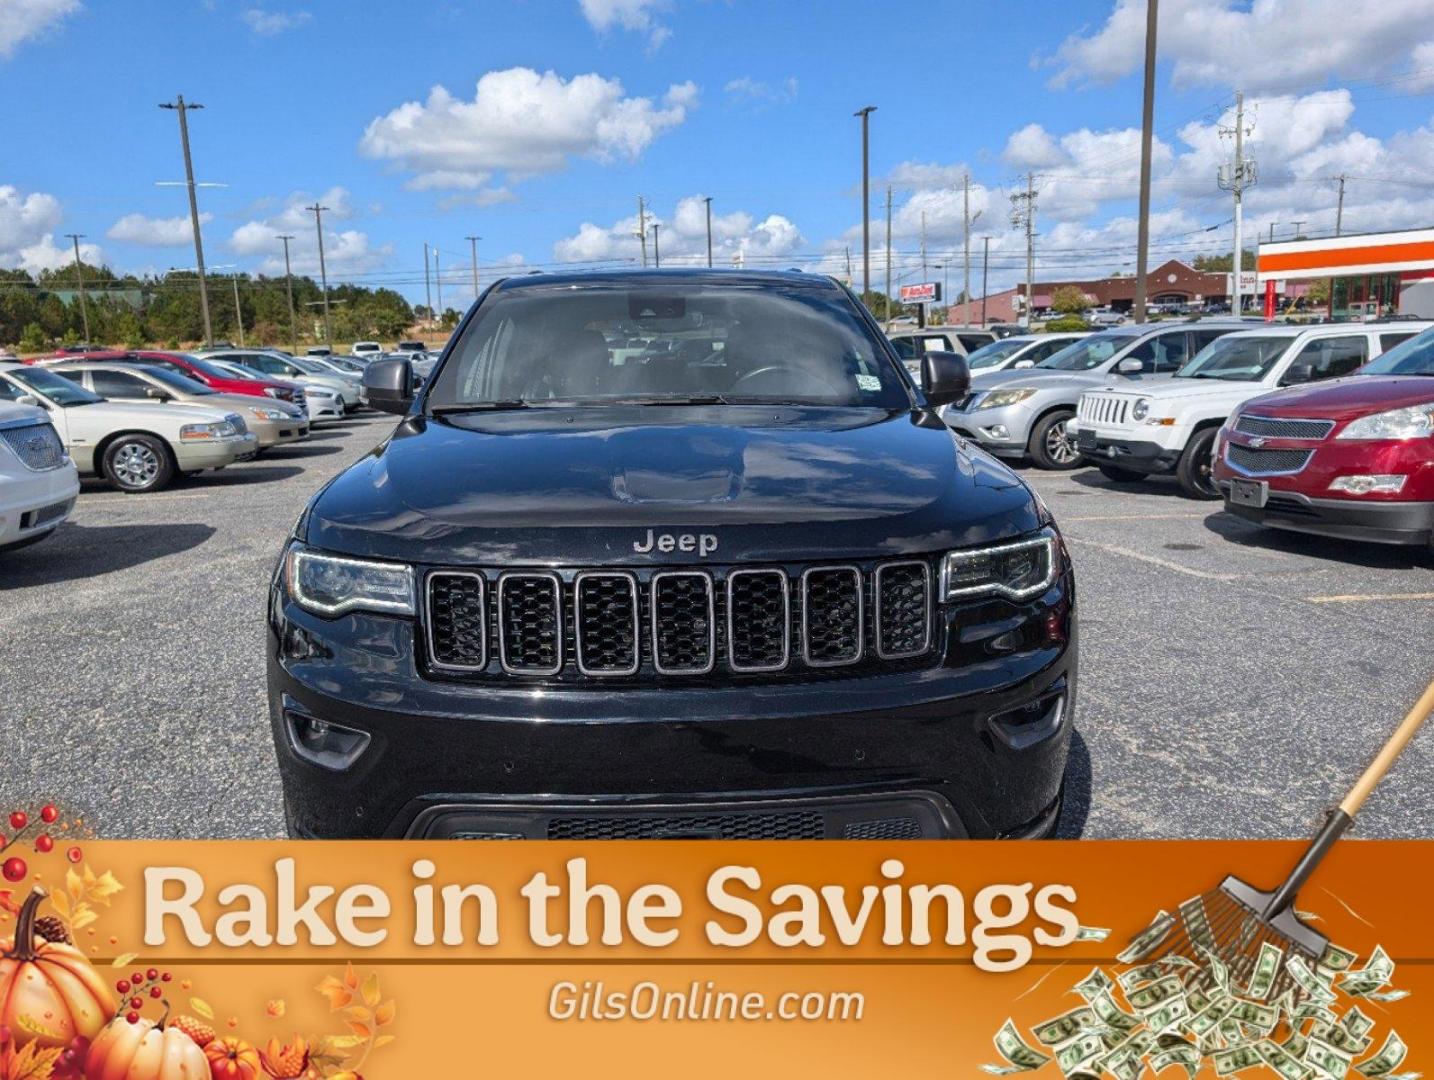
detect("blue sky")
[3,0,1434,304]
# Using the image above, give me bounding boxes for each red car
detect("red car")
[1215,328,1434,548]
[34,349,306,408]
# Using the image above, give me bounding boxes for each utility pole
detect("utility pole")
[844,246,853,286]
[884,185,893,332]
[423,241,432,323]
[703,196,713,268]
[232,276,245,347]
[920,211,928,281]
[65,233,90,341]
[962,172,972,326]
[465,235,481,298]
[435,247,443,318]
[981,236,991,326]
[1010,173,1038,329]
[159,95,213,345]
[307,203,331,345]
[1133,0,1159,324]
[277,234,297,353]
[1218,89,1255,315]
[1268,221,1277,243]
[1291,219,1306,240]
[651,223,661,268]
[855,105,876,301]
[1334,175,1347,236]
[634,197,649,267]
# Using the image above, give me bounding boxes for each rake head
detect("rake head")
[1147,876,1329,1004]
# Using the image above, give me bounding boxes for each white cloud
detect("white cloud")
[724,75,798,106]
[240,8,311,35]
[0,184,102,273]
[359,68,697,192]
[553,195,803,266]
[15,233,102,273]
[0,0,80,59]
[1046,0,1434,91]
[578,0,671,49]
[227,187,390,276]
[106,211,211,247]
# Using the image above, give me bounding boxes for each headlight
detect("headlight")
[1132,398,1150,421]
[975,388,1038,410]
[1335,404,1434,441]
[940,528,1061,601]
[283,543,415,617]
[179,420,237,440]
[248,406,288,421]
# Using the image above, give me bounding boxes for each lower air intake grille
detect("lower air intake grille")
[1226,444,1314,476]
[547,811,825,840]
[842,817,923,840]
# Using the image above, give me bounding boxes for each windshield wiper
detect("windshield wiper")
[610,394,731,405]
[430,400,531,414]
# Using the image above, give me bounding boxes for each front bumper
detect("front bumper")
[943,401,1036,458]
[248,417,310,449]
[0,466,79,546]
[267,570,1077,840]
[1219,484,1434,546]
[174,432,259,469]
[1075,430,1182,474]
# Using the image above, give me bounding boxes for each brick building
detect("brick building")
[946,259,1233,324]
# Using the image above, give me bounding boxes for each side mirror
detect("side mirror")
[145,386,170,401]
[1117,357,1144,374]
[1013,359,1035,368]
[363,357,414,414]
[920,350,970,408]
[15,394,40,408]
[1280,361,1315,386]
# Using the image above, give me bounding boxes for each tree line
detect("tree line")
[0,263,441,352]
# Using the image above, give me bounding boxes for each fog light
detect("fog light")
[982,425,1010,440]
[282,703,370,770]
[1329,474,1407,495]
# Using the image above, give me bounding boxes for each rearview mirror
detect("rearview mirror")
[920,350,970,408]
[1117,357,1144,374]
[363,357,414,415]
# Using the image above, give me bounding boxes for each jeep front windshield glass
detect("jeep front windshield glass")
[1359,327,1434,376]
[1035,331,1129,371]
[426,281,912,409]
[1175,335,1295,381]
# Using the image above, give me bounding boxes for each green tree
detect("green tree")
[18,322,47,353]
[1192,249,1256,272]
[1050,285,1091,315]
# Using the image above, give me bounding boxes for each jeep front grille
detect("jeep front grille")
[1077,395,1128,425]
[1225,444,1314,476]
[424,558,935,682]
[1234,415,1335,440]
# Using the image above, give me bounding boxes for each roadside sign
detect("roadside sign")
[898,282,942,305]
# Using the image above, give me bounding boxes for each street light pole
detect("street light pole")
[277,234,297,353]
[307,204,331,345]
[703,196,713,267]
[466,235,481,299]
[1133,0,1159,324]
[884,184,893,332]
[159,95,213,345]
[651,223,661,268]
[65,233,90,341]
[232,275,245,347]
[981,236,991,326]
[854,105,876,302]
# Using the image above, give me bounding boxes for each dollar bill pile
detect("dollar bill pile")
[982,907,1416,1080]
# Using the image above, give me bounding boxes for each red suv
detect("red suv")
[130,350,306,409]
[1215,327,1434,548]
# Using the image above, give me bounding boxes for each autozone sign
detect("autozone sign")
[898,282,942,304]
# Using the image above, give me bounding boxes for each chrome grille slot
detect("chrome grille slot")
[727,569,790,672]
[426,572,487,671]
[1234,415,1335,440]
[875,561,932,659]
[0,423,65,471]
[651,571,715,674]
[801,566,863,667]
[574,572,640,676]
[497,572,563,674]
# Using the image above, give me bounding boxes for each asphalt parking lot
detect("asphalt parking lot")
[1,416,1430,840]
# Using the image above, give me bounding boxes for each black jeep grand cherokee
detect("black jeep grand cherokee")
[267,270,1076,840]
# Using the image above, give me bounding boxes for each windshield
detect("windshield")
[426,281,911,410]
[287,357,328,375]
[1176,335,1295,381]
[141,366,217,395]
[1036,331,1131,371]
[965,338,1028,369]
[1360,328,1434,376]
[5,365,104,406]
[174,354,243,382]
[213,362,259,380]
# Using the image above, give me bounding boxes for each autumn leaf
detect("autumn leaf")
[190,997,215,1020]
[342,1006,371,1025]
[65,869,83,904]
[2,1040,63,1080]
[373,1034,396,1050]
[71,909,97,931]
[47,891,69,920]
[110,952,137,968]
[342,963,359,990]
[373,1000,395,1027]
[360,972,381,1008]
[316,975,353,1011]
[320,1035,365,1053]
[344,1020,372,1040]
[265,999,286,1019]
[87,869,123,905]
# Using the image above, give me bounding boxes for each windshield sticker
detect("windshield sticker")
[856,374,881,391]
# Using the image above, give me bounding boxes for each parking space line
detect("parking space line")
[1064,537,1242,581]
[1306,593,1434,604]
[1062,512,1210,523]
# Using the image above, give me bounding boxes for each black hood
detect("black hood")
[305,405,1044,564]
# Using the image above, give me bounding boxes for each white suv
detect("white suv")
[1074,322,1431,497]
[0,400,79,551]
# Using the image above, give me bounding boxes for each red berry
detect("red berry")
[116,980,130,994]
[161,972,172,982]
[40,805,58,824]
[131,972,142,985]
[60,1049,76,1066]
[0,834,7,848]
[129,997,143,1010]
[8,812,26,831]
[2,857,26,882]
[35,835,53,853]
[149,986,162,999]
[66,846,82,864]
[126,1012,139,1024]
[146,968,158,981]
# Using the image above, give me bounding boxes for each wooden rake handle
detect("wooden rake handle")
[1340,675,1434,818]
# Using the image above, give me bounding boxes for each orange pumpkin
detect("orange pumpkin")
[85,1014,209,1080]
[0,887,115,1050]
[204,1036,261,1080]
